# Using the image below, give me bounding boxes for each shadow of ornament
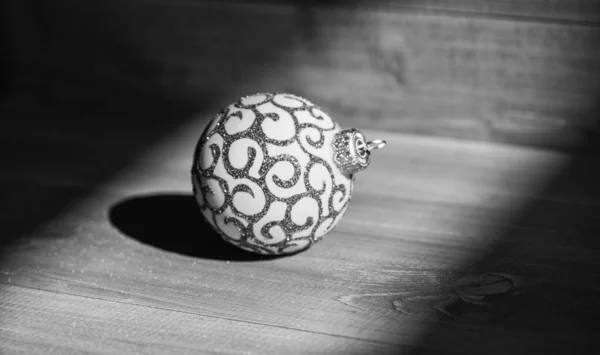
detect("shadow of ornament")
[108,193,285,262]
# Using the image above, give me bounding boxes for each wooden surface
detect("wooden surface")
[2,92,600,354]
[2,0,600,148]
[2,1,600,353]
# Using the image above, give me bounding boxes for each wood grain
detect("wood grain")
[285,8,600,146]
[322,0,600,23]
[1,104,599,353]
[3,0,599,147]
[0,285,400,355]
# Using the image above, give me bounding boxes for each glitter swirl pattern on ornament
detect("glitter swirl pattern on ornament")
[192,93,354,255]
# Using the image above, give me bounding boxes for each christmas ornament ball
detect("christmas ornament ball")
[192,93,384,255]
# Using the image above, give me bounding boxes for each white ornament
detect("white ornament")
[192,93,384,255]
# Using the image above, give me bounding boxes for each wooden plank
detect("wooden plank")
[0,284,400,354]
[374,1,597,23]
[255,0,600,23]
[289,10,600,146]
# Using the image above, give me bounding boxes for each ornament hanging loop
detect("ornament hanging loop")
[367,140,386,152]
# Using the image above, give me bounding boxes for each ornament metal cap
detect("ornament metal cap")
[332,128,386,176]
